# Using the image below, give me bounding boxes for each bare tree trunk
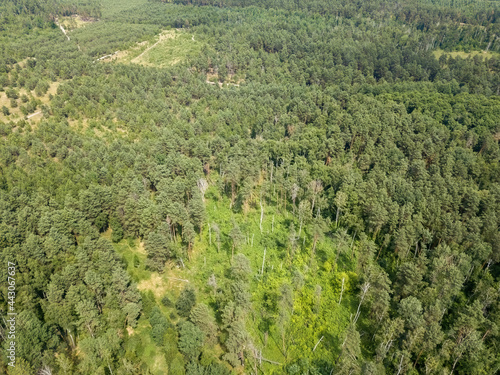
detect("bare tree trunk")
[353,282,370,324]
[313,336,324,351]
[338,277,345,304]
[396,354,404,375]
[87,324,94,338]
[68,329,75,349]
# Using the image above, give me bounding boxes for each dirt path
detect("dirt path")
[27,111,42,119]
[94,51,119,62]
[56,20,71,41]
[131,30,176,64]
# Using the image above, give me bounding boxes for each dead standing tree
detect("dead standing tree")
[197,178,209,202]
[353,282,371,324]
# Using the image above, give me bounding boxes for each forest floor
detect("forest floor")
[0,81,59,124]
[102,231,168,375]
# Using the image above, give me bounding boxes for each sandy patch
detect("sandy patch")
[137,273,168,298]
[137,241,147,255]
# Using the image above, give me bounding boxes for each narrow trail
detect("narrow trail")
[131,30,181,64]
[94,29,197,65]
[55,19,84,51]
[94,52,119,63]
[131,37,164,64]
[56,20,70,41]
[27,111,42,119]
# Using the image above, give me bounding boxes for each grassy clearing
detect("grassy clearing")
[189,188,354,370]
[113,237,151,283]
[123,316,169,375]
[109,177,355,372]
[139,30,203,67]
[105,29,205,67]
[138,273,170,298]
[112,236,170,374]
[58,15,96,31]
[433,48,499,60]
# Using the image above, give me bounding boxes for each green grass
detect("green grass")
[112,236,175,374]
[112,237,151,283]
[124,316,170,375]
[100,29,207,67]
[136,29,205,67]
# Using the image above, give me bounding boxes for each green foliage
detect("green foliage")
[162,294,174,308]
[149,306,170,346]
[145,227,171,272]
[178,321,204,360]
[176,286,197,318]
[141,290,157,317]
[190,303,218,344]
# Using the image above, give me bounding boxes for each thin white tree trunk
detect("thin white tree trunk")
[396,354,404,375]
[338,277,345,304]
[313,336,324,351]
[353,282,370,324]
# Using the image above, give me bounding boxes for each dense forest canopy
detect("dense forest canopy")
[0,0,499,374]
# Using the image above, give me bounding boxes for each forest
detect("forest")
[0,0,499,374]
